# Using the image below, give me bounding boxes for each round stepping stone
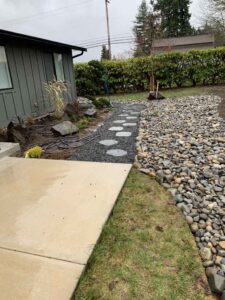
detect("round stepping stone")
[126,116,137,120]
[99,139,118,146]
[123,123,137,127]
[130,112,139,115]
[113,120,126,124]
[109,126,123,131]
[116,132,132,137]
[107,149,127,157]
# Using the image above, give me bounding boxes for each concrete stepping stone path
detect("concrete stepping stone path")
[107,149,127,157]
[109,126,123,131]
[71,102,145,163]
[116,132,132,137]
[113,120,126,124]
[99,140,118,146]
[123,123,137,127]
[126,116,137,120]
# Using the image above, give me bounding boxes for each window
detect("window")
[53,53,65,81]
[0,46,12,90]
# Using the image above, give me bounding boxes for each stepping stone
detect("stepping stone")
[130,112,139,115]
[106,149,127,157]
[126,116,137,120]
[113,120,126,124]
[116,132,132,137]
[123,123,137,127]
[118,114,129,117]
[99,140,118,146]
[109,126,123,131]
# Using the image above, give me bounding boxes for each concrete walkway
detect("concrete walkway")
[0,157,131,300]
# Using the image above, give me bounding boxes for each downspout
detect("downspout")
[72,50,85,100]
[72,50,85,59]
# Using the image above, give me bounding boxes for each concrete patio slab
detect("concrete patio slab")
[0,142,20,158]
[0,248,84,300]
[0,157,131,265]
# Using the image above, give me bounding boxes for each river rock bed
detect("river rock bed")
[136,95,225,294]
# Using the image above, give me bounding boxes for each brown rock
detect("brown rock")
[219,241,225,250]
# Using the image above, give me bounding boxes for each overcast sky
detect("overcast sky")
[0,0,204,62]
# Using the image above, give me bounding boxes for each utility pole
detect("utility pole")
[105,0,112,59]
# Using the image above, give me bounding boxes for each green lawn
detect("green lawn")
[109,86,212,102]
[73,169,209,300]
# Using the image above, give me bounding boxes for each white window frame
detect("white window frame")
[0,46,13,90]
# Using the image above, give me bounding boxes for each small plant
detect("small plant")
[25,146,44,158]
[76,117,91,129]
[93,97,111,109]
[44,80,69,119]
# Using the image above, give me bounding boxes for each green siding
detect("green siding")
[0,44,76,127]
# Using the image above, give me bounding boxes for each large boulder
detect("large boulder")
[52,121,79,136]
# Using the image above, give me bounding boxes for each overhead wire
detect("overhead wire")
[0,0,95,26]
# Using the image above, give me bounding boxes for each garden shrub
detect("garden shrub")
[74,47,225,96]
[93,97,111,109]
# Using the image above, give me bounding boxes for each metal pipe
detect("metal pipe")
[72,50,85,59]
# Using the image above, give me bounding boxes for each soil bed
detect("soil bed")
[5,109,111,160]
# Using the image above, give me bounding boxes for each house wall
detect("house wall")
[0,43,76,127]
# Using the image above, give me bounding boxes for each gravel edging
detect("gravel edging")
[136,95,225,295]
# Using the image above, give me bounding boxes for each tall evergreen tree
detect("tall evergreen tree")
[101,45,110,60]
[154,0,194,37]
[133,0,160,56]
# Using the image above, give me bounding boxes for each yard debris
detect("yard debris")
[51,121,79,136]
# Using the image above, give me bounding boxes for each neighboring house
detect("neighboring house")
[152,34,215,54]
[0,29,86,127]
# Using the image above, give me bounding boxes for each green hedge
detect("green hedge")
[74,48,225,96]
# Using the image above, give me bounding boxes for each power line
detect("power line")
[80,36,134,47]
[0,0,95,26]
[86,39,135,49]
[75,32,131,44]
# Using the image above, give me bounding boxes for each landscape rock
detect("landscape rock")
[77,97,95,110]
[200,247,212,261]
[52,121,79,136]
[208,273,225,294]
[136,95,225,280]
[84,108,97,117]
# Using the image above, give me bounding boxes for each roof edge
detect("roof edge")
[0,29,87,52]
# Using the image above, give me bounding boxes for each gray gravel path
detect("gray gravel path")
[70,102,145,163]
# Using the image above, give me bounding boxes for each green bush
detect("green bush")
[74,47,225,95]
[93,97,111,109]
